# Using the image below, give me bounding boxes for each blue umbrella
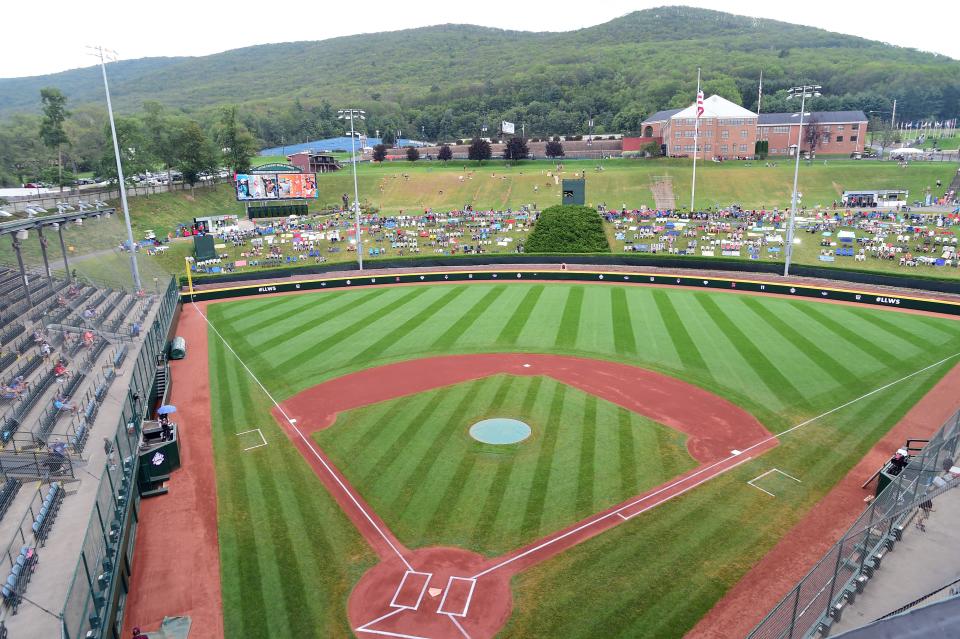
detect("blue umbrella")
[157,405,177,415]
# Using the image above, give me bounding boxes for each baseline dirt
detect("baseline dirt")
[122,303,224,639]
[277,353,770,463]
[687,360,960,639]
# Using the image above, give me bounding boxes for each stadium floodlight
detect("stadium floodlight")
[88,45,142,291]
[783,84,822,277]
[338,109,366,270]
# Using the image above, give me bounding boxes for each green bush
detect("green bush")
[526,205,611,253]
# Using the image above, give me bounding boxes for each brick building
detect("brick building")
[286,150,342,173]
[638,95,867,158]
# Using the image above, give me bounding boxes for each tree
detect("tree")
[545,139,565,158]
[405,146,420,162]
[178,121,218,187]
[372,143,388,163]
[39,88,70,190]
[869,116,898,158]
[803,116,824,156]
[381,129,397,147]
[468,137,492,163]
[503,137,529,162]
[141,101,184,186]
[437,144,452,162]
[98,116,150,183]
[217,106,256,174]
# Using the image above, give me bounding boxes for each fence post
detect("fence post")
[787,584,802,639]
[823,542,845,622]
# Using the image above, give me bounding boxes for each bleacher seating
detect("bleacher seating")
[0,481,21,521]
[1,545,37,614]
[31,482,64,546]
[68,421,90,453]
[0,323,24,348]
[113,345,128,369]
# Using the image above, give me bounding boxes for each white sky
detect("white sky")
[1,0,956,78]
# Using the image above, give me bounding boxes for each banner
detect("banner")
[236,173,318,201]
[501,120,515,135]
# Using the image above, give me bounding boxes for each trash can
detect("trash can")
[169,336,186,360]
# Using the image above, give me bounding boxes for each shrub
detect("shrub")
[526,205,611,253]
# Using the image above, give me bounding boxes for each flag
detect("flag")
[501,121,515,135]
[696,90,705,118]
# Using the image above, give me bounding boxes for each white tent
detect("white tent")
[891,148,924,155]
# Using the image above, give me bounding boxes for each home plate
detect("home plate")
[428,588,442,598]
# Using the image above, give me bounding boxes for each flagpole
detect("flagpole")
[757,70,763,116]
[690,67,701,212]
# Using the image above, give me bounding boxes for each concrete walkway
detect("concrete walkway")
[830,486,960,635]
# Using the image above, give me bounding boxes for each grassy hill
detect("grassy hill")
[0,6,957,136]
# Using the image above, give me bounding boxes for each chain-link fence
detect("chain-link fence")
[748,409,960,639]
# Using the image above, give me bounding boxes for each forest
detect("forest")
[1,6,957,186]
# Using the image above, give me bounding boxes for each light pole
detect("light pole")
[783,84,821,277]
[338,109,365,270]
[89,45,142,291]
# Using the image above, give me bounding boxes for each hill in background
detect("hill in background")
[0,6,957,147]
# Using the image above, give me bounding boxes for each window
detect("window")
[836,125,844,131]
[773,126,790,134]
[739,144,748,152]
[675,130,681,138]
[684,144,696,152]
[852,123,860,131]
[823,125,831,132]
[850,135,858,142]
[740,130,748,138]
[836,136,844,142]
[720,145,729,153]
[822,133,830,143]
[721,130,730,139]
[704,144,712,151]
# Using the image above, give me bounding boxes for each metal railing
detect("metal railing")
[748,408,960,639]
[59,276,178,639]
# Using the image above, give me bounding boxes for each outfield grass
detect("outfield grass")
[205,283,960,638]
[315,375,695,555]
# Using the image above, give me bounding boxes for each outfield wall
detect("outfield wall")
[181,267,960,316]
[182,254,960,296]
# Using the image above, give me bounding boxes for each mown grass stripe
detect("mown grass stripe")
[470,376,542,547]
[277,287,430,370]
[521,383,567,534]
[851,309,943,351]
[741,297,856,385]
[610,287,637,355]
[617,408,639,496]
[257,288,386,351]
[555,286,585,350]
[242,291,346,335]
[496,285,545,346]
[576,395,598,512]
[212,342,270,638]
[431,286,507,350]
[395,377,498,518]
[219,293,309,324]
[695,293,812,411]
[652,289,710,374]
[235,380,317,632]
[351,286,469,363]
[359,387,453,488]
[788,301,902,366]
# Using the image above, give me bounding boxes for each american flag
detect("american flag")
[696,90,705,118]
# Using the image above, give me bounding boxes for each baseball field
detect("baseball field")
[179,279,960,638]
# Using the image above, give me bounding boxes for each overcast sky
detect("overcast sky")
[2,0,956,78]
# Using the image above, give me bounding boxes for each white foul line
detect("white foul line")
[236,428,267,451]
[355,608,432,639]
[471,351,960,579]
[193,302,414,572]
[448,614,472,639]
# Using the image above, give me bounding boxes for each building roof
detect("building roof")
[642,108,682,124]
[758,110,868,125]
[673,95,757,120]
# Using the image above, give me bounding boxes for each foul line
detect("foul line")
[471,351,960,580]
[355,608,430,639]
[192,301,414,572]
[448,614,472,638]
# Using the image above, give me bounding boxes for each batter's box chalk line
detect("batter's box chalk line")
[236,428,268,451]
[747,467,802,497]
